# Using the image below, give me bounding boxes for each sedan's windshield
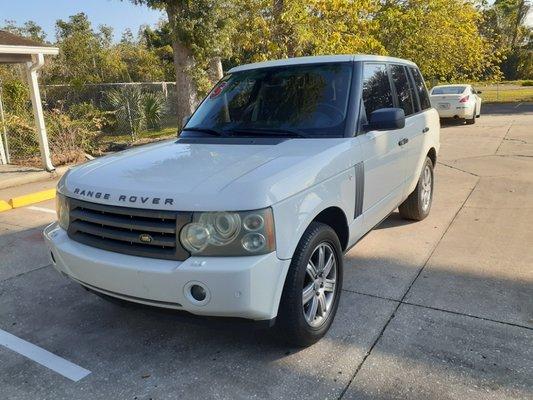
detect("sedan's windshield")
[431,86,466,95]
[184,63,353,138]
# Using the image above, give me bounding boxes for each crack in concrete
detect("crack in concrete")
[341,288,533,332]
[495,120,515,155]
[437,161,480,177]
[0,264,51,284]
[337,177,481,399]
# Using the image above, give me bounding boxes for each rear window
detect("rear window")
[409,67,431,110]
[390,64,416,116]
[431,86,466,95]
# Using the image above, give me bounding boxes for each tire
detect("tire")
[466,110,476,124]
[276,222,343,347]
[399,157,434,221]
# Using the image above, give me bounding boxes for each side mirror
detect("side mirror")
[367,108,405,131]
[476,90,482,94]
[181,115,191,128]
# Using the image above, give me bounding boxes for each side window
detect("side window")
[409,67,431,110]
[362,63,394,117]
[391,64,415,116]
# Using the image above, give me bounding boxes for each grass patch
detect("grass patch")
[474,83,533,103]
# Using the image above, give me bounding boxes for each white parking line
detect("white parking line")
[27,206,56,215]
[0,329,91,382]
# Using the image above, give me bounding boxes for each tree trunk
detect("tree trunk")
[208,57,224,82]
[166,4,197,129]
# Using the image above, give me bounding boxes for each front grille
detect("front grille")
[67,198,191,261]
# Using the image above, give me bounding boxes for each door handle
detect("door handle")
[422,127,429,133]
[398,138,409,146]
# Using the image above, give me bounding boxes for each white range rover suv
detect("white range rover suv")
[45,55,439,346]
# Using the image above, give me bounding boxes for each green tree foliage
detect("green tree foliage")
[485,0,532,79]
[1,14,168,86]
[231,0,384,63]
[128,0,238,125]
[2,20,47,43]
[376,0,503,82]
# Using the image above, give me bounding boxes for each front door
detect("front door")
[358,62,406,231]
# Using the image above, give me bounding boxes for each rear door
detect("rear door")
[357,62,405,230]
[406,66,434,192]
[389,64,427,198]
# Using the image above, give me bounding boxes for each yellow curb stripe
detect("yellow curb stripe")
[0,200,12,212]
[8,188,56,209]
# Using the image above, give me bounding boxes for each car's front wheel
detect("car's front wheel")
[277,222,343,347]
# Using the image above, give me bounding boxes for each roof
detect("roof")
[0,30,59,56]
[228,54,417,73]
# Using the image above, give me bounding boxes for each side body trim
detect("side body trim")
[354,161,365,219]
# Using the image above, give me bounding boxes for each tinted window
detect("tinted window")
[186,63,353,137]
[391,65,415,116]
[431,86,466,95]
[409,67,431,110]
[362,63,394,117]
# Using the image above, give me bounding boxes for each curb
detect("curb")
[0,188,56,212]
[0,200,11,212]
[0,165,69,190]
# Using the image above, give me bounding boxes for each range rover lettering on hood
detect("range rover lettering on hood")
[73,187,174,205]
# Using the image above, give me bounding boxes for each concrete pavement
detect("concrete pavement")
[0,103,531,399]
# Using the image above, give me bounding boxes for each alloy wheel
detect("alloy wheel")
[302,242,338,327]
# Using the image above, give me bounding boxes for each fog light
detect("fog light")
[190,284,207,302]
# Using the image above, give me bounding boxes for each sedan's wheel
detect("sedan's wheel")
[399,157,434,221]
[277,222,343,347]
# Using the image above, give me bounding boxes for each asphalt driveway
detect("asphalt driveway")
[1,103,532,399]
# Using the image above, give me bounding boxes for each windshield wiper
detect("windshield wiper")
[228,127,307,138]
[182,127,228,137]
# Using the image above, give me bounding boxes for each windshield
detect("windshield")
[184,63,353,138]
[431,86,466,95]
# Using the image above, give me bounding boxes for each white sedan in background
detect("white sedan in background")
[429,84,482,124]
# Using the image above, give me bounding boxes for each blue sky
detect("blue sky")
[0,0,165,42]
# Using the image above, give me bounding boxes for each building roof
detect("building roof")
[228,54,417,73]
[0,30,59,57]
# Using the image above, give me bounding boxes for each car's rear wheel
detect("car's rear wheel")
[277,222,343,347]
[399,157,434,221]
[466,109,476,124]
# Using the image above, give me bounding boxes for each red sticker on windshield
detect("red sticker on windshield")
[210,81,227,99]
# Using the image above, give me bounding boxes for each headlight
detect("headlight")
[56,192,69,230]
[180,208,275,256]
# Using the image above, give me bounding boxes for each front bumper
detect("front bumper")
[44,223,290,320]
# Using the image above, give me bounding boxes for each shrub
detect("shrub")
[1,108,102,166]
[521,80,533,87]
[46,108,101,164]
[0,113,39,162]
[1,79,29,114]
[143,92,165,129]
[106,86,145,140]
[106,86,166,138]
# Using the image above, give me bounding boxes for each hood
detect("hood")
[61,138,353,211]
